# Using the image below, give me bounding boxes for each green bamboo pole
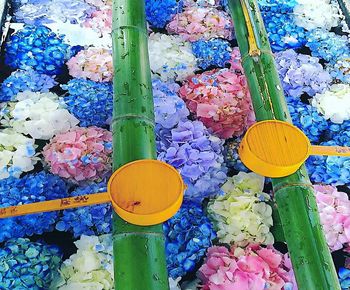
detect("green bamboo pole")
[227,1,340,289]
[338,0,350,29]
[111,1,169,289]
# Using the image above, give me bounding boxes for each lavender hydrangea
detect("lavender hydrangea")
[61,79,113,127]
[145,0,183,28]
[56,182,112,237]
[164,201,216,278]
[153,79,189,129]
[0,172,68,242]
[223,137,249,172]
[192,39,232,69]
[157,120,227,201]
[0,238,62,289]
[275,49,331,98]
[5,25,71,75]
[0,69,57,102]
[306,29,350,63]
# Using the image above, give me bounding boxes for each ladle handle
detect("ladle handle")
[0,192,110,219]
[310,145,350,157]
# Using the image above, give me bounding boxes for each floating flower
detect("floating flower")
[208,172,274,246]
[61,79,113,127]
[5,25,71,75]
[83,7,112,36]
[66,47,113,82]
[0,172,68,241]
[0,129,38,179]
[314,185,350,252]
[164,201,216,278]
[166,7,233,42]
[306,29,350,63]
[13,0,95,25]
[146,0,183,28]
[192,38,232,69]
[156,120,227,201]
[228,47,244,73]
[0,238,62,289]
[339,267,350,290]
[198,244,296,290]
[223,137,249,172]
[56,182,112,237]
[275,49,331,99]
[43,126,112,182]
[327,57,350,84]
[83,0,111,8]
[0,69,57,102]
[293,0,341,31]
[148,33,198,81]
[179,68,254,139]
[1,91,79,140]
[153,79,189,129]
[287,98,329,143]
[51,234,114,290]
[311,84,350,124]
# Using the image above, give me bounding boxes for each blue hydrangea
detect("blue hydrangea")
[339,267,350,290]
[306,29,350,63]
[157,120,227,201]
[327,120,350,145]
[0,69,57,102]
[0,238,62,289]
[0,172,68,242]
[327,58,350,84]
[164,201,216,278]
[287,98,329,143]
[5,25,71,75]
[192,39,232,69]
[145,0,183,28]
[56,182,112,237]
[223,138,249,172]
[61,79,113,127]
[153,79,189,129]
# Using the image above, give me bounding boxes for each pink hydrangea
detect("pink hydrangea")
[228,47,244,73]
[314,185,350,251]
[179,68,255,139]
[166,7,233,42]
[83,8,112,36]
[198,245,296,290]
[43,126,112,182]
[66,47,113,82]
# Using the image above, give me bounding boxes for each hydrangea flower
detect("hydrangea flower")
[157,120,227,201]
[198,245,296,290]
[83,7,112,36]
[145,0,183,28]
[1,91,79,140]
[5,25,71,75]
[83,0,111,8]
[164,201,216,279]
[0,172,68,241]
[223,137,249,172]
[13,0,95,25]
[275,49,331,99]
[56,182,112,237]
[148,33,198,81]
[314,185,350,252]
[287,98,329,143]
[51,234,114,290]
[293,0,341,31]
[306,29,350,63]
[66,47,113,82]
[0,129,38,179]
[179,68,255,139]
[184,0,221,7]
[43,126,112,182]
[228,47,244,73]
[339,267,350,290]
[327,57,350,84]
[0,238,62,289]
[208,172,274,246]
[153,79,189,129]
[311,84,350,124]
[166,7,233,42]
[192,38,232,69]
[61,79,113,127]
[0,69,57,102]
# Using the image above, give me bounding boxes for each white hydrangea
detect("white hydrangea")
[148,33,198,81]
[311,84,350,123]
[1,91,79,140]
[293,0,341,31]
[0,129,38,179]
[208,172,274,247]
